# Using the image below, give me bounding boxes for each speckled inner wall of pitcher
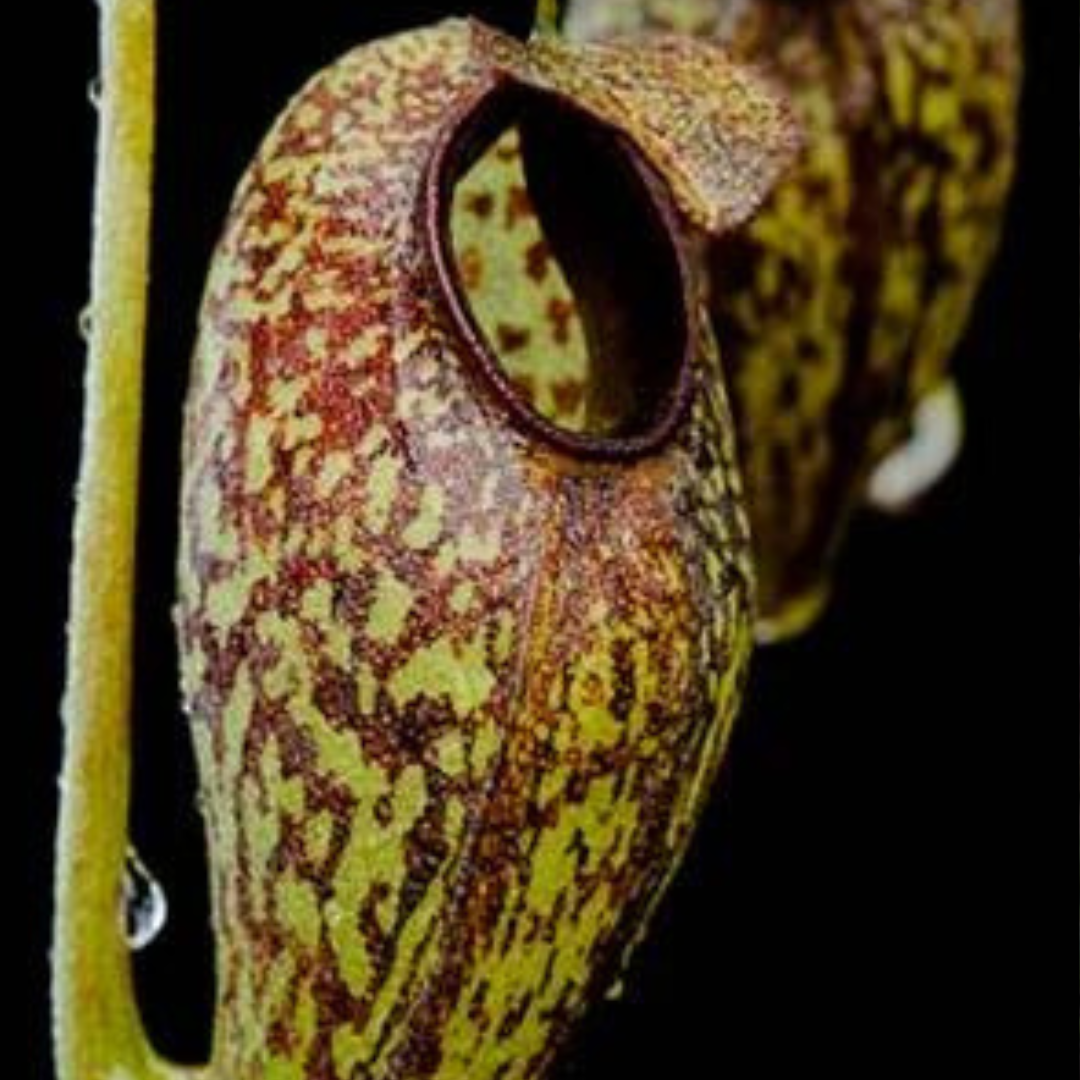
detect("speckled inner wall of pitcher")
[176,18,799,1079]
[563,0,1021,639]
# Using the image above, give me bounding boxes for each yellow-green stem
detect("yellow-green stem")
[533,0,563,37]
[52,3,196,1079]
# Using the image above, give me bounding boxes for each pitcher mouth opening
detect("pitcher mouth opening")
[423,74,697,461]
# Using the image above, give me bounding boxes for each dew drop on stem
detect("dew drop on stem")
[121,847,169,951]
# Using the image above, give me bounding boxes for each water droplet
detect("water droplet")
[87,77,102,109]
[77,305,94,342]
[121,847,169,950]
[866,380,963,514]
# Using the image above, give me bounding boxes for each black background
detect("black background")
[13,2,1070,1078]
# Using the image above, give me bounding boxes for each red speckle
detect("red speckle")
[466,191,495,218]
[496,323,530,353]
[505,185,533,228]
[458,247,484,291]
[546,297,577,346]
[524,239,551,283]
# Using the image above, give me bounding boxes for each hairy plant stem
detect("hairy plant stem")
[52,3,198,1079]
